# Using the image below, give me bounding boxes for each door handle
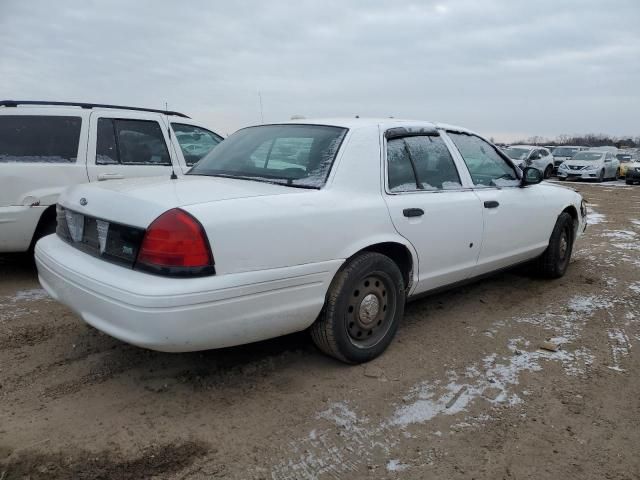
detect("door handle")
[97,173,125,181]
[484,200,499,209]
[403,208,424,218]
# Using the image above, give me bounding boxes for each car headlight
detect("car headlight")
[559,163,568,170]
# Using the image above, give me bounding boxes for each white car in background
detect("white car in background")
[557,150,620,182]
[35,119,586,364]
[551,145,588,172]
[0,100,223,253]
[504,145,555,178]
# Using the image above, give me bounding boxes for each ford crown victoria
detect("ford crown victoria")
[35,119,586,363]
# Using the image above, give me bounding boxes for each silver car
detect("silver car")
[557,150,620,182]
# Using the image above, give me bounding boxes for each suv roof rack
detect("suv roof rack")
[0,100,190,119]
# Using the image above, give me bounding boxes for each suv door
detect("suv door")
[86,111,179,182]
[605,152,619,178]
[382,129,483,294]
[445,132,554,274]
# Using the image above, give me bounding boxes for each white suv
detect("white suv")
[504,145,555,179]
[0,101,223,253]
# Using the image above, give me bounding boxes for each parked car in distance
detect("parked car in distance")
[617,151,639,178]
[504,145,555,178]
[557,150,620,182]
[624,159,640,184]
[35,119,586,364]
[0,100,223,253]
[551,146,588,172]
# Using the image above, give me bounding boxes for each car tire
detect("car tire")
[28,211,56,254]
[543,165,553,179]
[626,179,633,185]
[536,212,574,279]
[615,168,620,180]
[559,177,566,181]
[597,169,604,182]
[311,252,405,364]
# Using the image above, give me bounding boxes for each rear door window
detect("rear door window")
[96,118,171,166]
[0,115,81,163]
[171,123,222,166]
[387,135,461,192]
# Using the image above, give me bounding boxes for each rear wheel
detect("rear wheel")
[543,165,553,179]
[311,252,405,364]
[536,212,574,278]
[28,209,56,254]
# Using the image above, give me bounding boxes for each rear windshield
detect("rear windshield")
[0,115,82,163]
[552,147,579,157]
[505,147,530,160]
[188,124,347,188]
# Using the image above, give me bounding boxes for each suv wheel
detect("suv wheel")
[311,252,405,363]
[536,212,574,278]
[543,165,553,179]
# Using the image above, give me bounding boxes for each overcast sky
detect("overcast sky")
[1,0,638,141]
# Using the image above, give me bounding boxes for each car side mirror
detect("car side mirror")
[521,167,543,186]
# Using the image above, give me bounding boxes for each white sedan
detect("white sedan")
[557,150,620,182]
[35,119,587,364]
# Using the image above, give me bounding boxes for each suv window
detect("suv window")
[448,133,519,187]
[0,115,81,163]
[96,118,171,166]
[387,135,461,192]
[171,123,222,166]
[540,149,549,157]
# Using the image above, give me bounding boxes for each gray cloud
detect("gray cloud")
[1,0,638,140]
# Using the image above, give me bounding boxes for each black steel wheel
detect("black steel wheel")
[536,212,574,278]
[311,252,405,364]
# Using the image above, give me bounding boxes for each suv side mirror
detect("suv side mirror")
[521,167,543,186]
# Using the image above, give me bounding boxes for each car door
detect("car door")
[382,129,483,294]
[445,131,554,275]
[86,111,179,182]
[605,152,619,178]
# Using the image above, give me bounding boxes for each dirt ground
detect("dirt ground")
[1,180,639,479]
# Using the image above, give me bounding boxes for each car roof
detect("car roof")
[255,117,479,135]
[0,100,189,118]
[509,145,538,150]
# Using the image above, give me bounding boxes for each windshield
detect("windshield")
[505,147,530,160]
[573,152,604,161]
[616,154,633,163]
[188,124,347,188]
[552,147,579,157]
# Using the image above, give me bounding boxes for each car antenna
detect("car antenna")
[165,101,178,180]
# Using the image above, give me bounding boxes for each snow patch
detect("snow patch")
[10,288,49,302]
[386,459,409,472]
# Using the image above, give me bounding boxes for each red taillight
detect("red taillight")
[136,209,214,276]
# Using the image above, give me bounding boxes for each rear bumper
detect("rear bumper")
[0,205,47,252]
[35,235,340,352]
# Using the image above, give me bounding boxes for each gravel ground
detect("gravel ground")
[1,180,639,479]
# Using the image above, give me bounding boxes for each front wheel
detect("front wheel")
[536,212,574,278]
[597,169,604,182]
[311,252,405,364]
[543,165,553,179]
